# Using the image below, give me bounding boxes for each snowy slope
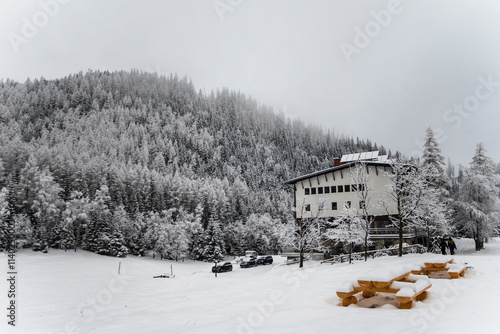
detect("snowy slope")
[1,238,499,334]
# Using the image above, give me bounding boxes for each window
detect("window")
[331,186,337,193]
[318,187,323,194]
[345,201,351,208]
[359,184,365,192]
[332,202,338,210]
[304,188,310,195]
[345,185,350,192]
[359,200,366,209]
[305,204,311,212]
[338,185,344,193]
[351,184,357,191]
[324,186,330,194]
[311,188,317,195]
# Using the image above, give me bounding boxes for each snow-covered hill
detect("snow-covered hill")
[1,238,499,334]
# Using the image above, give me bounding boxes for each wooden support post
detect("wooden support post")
[342,296,357,306]
[399,301,412,309]
[362,291,375,298]
[416,291,428,301]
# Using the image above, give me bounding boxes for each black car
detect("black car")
[212,262,233,273]
[240,258,257,268]
[257,256,273,265]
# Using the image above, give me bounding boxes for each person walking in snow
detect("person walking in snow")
[448,238,457,255]
[440,238,448,255]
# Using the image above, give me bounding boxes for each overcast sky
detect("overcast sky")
[1,0,499,166]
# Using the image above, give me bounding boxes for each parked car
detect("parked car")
[257,255,273,265]
[212,262,233,273]
[240,258,257,268]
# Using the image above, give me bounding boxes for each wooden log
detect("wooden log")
[373,281,390,289]
[337,291,356,299]
[357,280,372,288]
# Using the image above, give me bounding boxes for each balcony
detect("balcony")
[368,227,416,239]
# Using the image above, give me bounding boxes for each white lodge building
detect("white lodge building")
[285,152,418,249]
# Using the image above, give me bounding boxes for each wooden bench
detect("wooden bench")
[336,269,432,309]
[447,263,467,279]
[412,258,467,279]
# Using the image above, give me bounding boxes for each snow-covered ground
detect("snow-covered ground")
[1,238,499,334]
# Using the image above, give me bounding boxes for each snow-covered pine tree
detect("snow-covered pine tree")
[420,128,452,249]
[64,190,91,248]
[113,205,146,256]
[14,214,33,249]
[49,218,76,251]
[201,215,225,262]
[185,204,205,260]
[421,127,448,189]
[83,185,128,257]
[31,169,64,252]
[107,231,128,257]
[0,187,10,251]
[456,143,500,250]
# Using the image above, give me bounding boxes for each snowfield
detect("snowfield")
[1,238,499,334]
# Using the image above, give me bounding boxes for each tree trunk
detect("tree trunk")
[475,237,483,251]
[398,221,403,257]
[474,226,484,251]
[349,242,353,264]
[426,226,430,252]
[364,234,368,261]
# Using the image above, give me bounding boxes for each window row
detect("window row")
[304,184,365,195]
[305,200,365,211]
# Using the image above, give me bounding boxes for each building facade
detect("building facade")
[285,152,418,249]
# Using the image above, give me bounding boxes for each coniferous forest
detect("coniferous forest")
[0,70,388,260]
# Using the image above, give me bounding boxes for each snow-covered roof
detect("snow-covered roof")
[284,160,392,185]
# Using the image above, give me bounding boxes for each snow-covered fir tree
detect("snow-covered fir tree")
[201,216,225,262]
[419,127,451,249]
[31,169,64,252]
[456,143,500,250]
[421,127,448,189]
[0,187,10,251]
[14,214,33,249]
